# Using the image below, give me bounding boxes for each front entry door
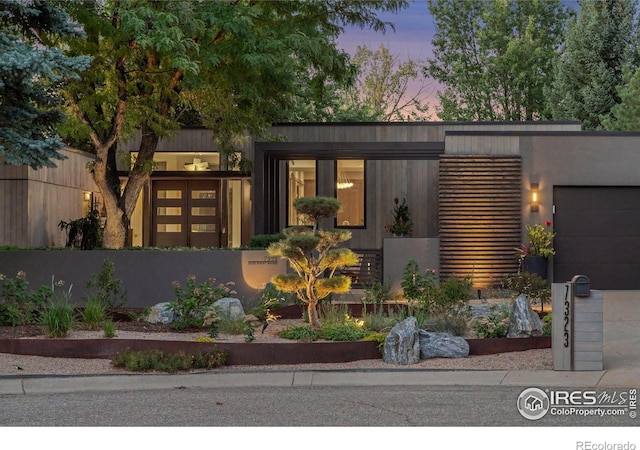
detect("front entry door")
[152,180,221,247]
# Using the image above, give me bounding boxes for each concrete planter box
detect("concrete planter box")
[0,250,287,308]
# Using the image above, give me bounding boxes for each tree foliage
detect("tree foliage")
[604,65,640,131]
[299,43,431,121]
[0,0,90,169]
[425,0,571,121]
[546,0,640,130]
[267,197,359,328]
[56,0,407,248]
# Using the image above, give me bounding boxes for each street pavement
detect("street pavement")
[0,290,638,395]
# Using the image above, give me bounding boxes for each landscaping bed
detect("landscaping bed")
[0,310,551,365]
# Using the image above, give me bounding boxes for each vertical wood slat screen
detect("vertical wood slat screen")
[439,155,521,289]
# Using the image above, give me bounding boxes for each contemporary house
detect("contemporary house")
[3,121,640,291]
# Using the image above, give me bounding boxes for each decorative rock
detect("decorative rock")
[418,330,469,359]
[213,297,245,320]
[383,317,421,365]
[507,294,543,338]
[144,302,176,324]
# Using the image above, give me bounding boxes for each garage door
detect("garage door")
[554,187,640,289]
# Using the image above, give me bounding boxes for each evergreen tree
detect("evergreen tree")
[0,0,89,169]
[425,0,570,121]
[603,65,640,131]
[546,0,640,130]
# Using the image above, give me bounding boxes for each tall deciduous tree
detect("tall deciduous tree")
[340,43,431,121]
[58,0,407,248]
[286,44,431,122]
[425,0,570,121]
[546,0,640,130]
[0,0,89,169]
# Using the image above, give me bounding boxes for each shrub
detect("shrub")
[400,259,472,331]
[500,271,550,307]
[111,348,228,373]
[361,309,398,333]
[168,275,237,330]
[58,209,103,250]
[82,296,106,330]
[41,286,76,338]
[0,271,55,326]
[103,320,117,338]
[320,322,368,341]
[248,283,287,330]
[423,315,469,336]
[217,314,246,335]
[279,324,321,341]
[361,280,394,314]
[86,259,127,311]
[363,332,388,355]
[247,233,285,248]
[542,312,552,336]
[471,304,511,339]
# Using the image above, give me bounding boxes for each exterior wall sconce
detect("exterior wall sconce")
[531,183,539,213]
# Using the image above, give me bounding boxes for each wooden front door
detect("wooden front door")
[152,180,221,247]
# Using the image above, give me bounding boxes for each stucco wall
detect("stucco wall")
[0,250,287,308]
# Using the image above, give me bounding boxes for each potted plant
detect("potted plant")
[385,197,413,237]
[517,219,555,280]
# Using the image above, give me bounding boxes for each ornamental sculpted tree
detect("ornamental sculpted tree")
[267,197,359,328]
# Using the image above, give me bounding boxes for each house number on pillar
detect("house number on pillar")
[563,284,571,348]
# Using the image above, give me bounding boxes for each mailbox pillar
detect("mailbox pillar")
[552,275,603,371]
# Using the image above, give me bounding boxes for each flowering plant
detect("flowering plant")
[518,219,556,258]
[385,197,413,236]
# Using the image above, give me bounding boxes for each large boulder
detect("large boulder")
[507,294,543,338]
[383,317,421,365]
[418,330,469,359]
[144,302,176,324]
[213,297,245,320]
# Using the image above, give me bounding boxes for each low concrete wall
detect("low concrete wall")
[0,250,287,308]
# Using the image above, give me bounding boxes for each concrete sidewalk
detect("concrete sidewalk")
[0,290,637,395]
[0,366,637,396]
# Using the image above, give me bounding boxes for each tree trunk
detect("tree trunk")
[307,302,321,329]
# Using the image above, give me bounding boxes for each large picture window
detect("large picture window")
[336,160,365,227]
[287,160,316,226]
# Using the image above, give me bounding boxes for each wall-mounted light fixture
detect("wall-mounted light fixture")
[531,183,539,213]
[83,191,92,201]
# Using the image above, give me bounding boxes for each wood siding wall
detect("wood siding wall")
[439,155,521,288]
[0,149,96,247]
[270,122,581,144]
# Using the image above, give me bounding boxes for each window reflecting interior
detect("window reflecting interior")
[191,224,216,233]
[336,160,365,227]
[157,224,181,232]
[288,160,316,226]
[191,207,216,216]
[192,190,216,199]
[157,190,182,199]
[130,152,221,171]
[157,207,182,216]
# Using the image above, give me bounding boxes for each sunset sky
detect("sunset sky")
[336,0,581,118]
[337,0,443,116]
